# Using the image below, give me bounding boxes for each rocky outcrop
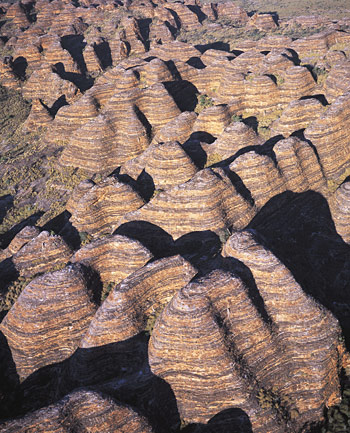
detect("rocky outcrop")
[279,66,316,105]
[192,104,231,137]
[330,181,350,243]
[119,168,255,239]
[248,13,278,31]
[152,111,197,145]
[0,264,98,380]
[323,61,350,103]
[12,231,73,278]
[3,226,40,258]
[209,121,262,161]
[271,98,325,137]
[69,177,145,237]
[71,235,153,284]
[305,91,350,182]
[0,390,154,432]
[221,231,347,428]
[81,255,196,348]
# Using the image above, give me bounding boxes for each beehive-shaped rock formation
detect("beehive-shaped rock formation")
[0,264,98,380]
[152,111,197,145]
[119,168,255,239]
[71,235,153,284]
[330,181,350,243]
[271,97,325,137]
[0,390,154,433]
[244,74,279,115]
[22,98,53,131]
[193,104,231,137]
[229,151,286,209]
[216,2,248,25]
[222,231,347,428]
[209,121,262,161]
[2,226,40,258]
[279,66,316,105]
[12,231,73,278]
[69,177,145,236]
[81,255,197,348]
[248,12,278,31]
[305,91,350,181]
[274,137,327,194]
[149,270,287,432]
[323,61,350,103]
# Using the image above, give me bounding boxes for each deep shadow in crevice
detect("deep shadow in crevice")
[194,41,231,54]
[189,131,216,144]
[163,80,198,112]
[60,35,87,75]
[52,62,94,92]
[93,40,112,70]
[111,167,155,202]
[248,190,350,349]
[187,4,207,24]
[181,139,207,169]
[0,258,19,292]
[11,56,27,80]
[133,104,153,141]
[136,18,152,50]
[283,48,300,65]
[0,210,44,250]
[299,93,329,106]
[186,56,206,69]
[0,195,13,225]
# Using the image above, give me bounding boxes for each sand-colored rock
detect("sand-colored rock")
[119,168,255,239]
[216,2,248,25]
[222,231,346,428]
[69,177,145,236]
[22,98,53,131]
[152,111,197,145]
[244,74,279,115]
[0,264,97,380]
[0,390,154,433]
[71,235,153,284]
[81,255,196,348]
[248,13,278,31]
[304,91,350,181]
[271,98,325,137]
[193,104,231,137]
[12,231,73,278]
[323,60,350,103]
[279,66,316,106]
[330,181,350,243]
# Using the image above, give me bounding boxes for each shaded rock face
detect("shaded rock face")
[1,0,350,432]
[0,264,98,381]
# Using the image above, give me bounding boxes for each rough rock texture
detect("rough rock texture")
[305,91,350,181]
[71,235,153,283]
[69,177,145,236]
[0,264,98,380]
[330,181,350,243]
[3,226,40,258]
[221,231,347,428]
[12,231,73,278]
[0,390,154,433]
[81,255,197,348]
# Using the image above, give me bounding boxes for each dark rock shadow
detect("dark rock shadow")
[114,220,174,258]
[283,49,300,66]
[299,94,329,106]
[186,56,206,69]
[52,62,94,92]
[187,5,207,24]
[248,190,350,349]
[60,35,87,75]
[182,407,253,433]
[194,41,231,54]
[11,56,27,80]
[0,195,13,225]
[0,210,44,250]
[181,139,207,169]
[189,131,216,144]
[0,258,19,292]
[93,40,113,70]
[164,80,198,112]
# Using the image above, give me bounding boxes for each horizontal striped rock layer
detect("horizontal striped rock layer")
[0,264,98,380]
[222,231,347,428]
[4,226,40,257]
[329,181,350,243]
[323,61,350,103]
[69,177,145,237]
[271,98,325,137]
[305,91,350,181]
[12,231,73,278]
[81,255,197,348]
[193,104,231,137]
[119,168,255,240]
[71,234,153,284]
[0,390,153,433]
[149,270,285,432]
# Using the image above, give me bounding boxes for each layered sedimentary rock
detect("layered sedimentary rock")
[22,98,53,131]
[216,2,248,25]
[330,181,350,243]
[152,111,197,145]
[81,255,196,348]
[323,61,350,103]
[279,66,316,105]
[229,151,285,209]
[69,177,145,236]
[12,231,73,278]
[119,168,255,239]
[244,74,279,115]
[144,141,198,189]
[271,98,325,137]
[248,12,278,31]
[221,231,347,428]
[274,137,327,194]
[0,264,97,380]
[209,121,262,161]
[0,390,154,433]
[192,104,231,137]
[305,91,350,181]
[71,235,153,283]
[3,226,40,258]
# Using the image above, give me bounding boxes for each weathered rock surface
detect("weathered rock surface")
[0,390,154,432]
[71,235,153,283]
[0,264,98,380]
